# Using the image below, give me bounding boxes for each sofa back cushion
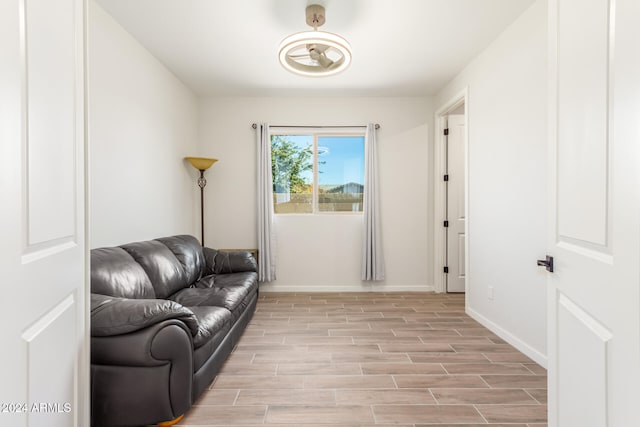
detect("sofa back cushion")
[203,247,258,275]
[156,235,204,286]
[91,247,155,299]
[121,240,186,299]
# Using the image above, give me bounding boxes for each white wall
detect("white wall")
[435,0,548,364]
[88,2,199,248]
[199,97,434,291]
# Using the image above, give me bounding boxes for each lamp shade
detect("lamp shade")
[185,157,218,171]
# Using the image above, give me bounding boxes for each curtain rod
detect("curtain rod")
[251,124,380,130]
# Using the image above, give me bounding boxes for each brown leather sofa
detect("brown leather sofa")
[90,235,258,426]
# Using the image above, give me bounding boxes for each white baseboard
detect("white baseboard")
[466,306,548,368]
[259,284,436,293]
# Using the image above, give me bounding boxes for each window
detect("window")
[271,132,365,214]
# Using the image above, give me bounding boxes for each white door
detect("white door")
[0,0,88,426]
[446,114,466,292]
[547,0,640,426]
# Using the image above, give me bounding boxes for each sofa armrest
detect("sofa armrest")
[91,320,194,426]
[203,247,257,274]
[91,319,191,366]
[91,293,199,337]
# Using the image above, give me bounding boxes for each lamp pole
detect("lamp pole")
[197,169,206,246]
[185,157,218,246]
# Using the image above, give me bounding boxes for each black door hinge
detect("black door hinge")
[444,266,449,274]
[443,220,449,228]
[444,128,449,136]
[444,174,449,182]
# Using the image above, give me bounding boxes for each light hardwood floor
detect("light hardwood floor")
[177,292,547,426]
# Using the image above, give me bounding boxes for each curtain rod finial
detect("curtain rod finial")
[252,123,257,129]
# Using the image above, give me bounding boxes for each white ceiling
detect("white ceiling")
[94,0,535,97]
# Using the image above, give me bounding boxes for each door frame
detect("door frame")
[433,87,469,295]
[81,1,91,423]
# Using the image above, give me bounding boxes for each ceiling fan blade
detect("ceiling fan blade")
[317,52,334,68]
[288,54,312,59]
[313,43,330,53]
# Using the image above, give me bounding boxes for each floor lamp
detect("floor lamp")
[185,157,218,246]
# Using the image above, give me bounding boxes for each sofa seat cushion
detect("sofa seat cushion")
[208,271,258,291]
[188,306,231,349]
[170,285,247,313]
[170,273,256,321]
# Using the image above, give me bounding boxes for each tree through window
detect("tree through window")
[271,133,365,214]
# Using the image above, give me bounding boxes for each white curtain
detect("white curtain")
[257,123,276,282]
[361,123,385,281]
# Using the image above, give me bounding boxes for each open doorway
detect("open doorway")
[434,89,468,294]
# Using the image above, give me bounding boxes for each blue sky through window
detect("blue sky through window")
[285,135,364,188]
[318,136,364,188]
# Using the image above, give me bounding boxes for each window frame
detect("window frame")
[270,127,366,215]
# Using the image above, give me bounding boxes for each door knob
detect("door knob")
[537,255,554,273]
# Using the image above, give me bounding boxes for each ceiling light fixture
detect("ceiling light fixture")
[278,4,352,77]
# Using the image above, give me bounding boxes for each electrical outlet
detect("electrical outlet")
[488,286,494,300]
